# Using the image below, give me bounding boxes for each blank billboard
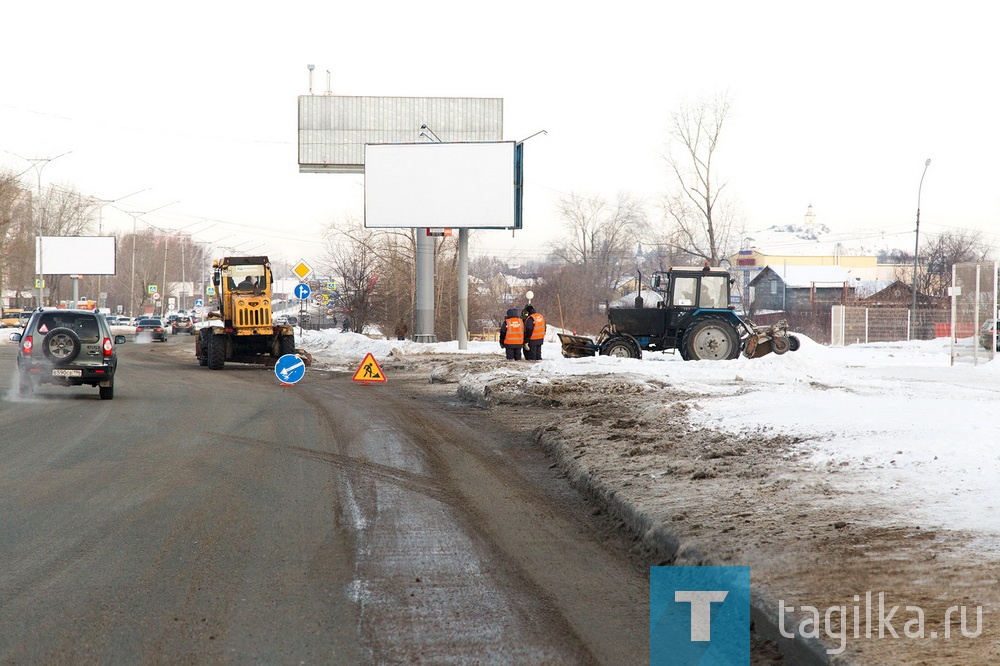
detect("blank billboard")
[35,236,116,275]
[364,142,521,229]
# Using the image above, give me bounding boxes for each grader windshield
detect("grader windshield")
[219,261,269,295]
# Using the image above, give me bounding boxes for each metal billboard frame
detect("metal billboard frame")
[298,96,503,173]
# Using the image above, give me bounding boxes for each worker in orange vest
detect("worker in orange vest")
[499,307,525,360]
[522,304,546,360]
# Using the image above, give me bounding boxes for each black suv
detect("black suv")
[9,308,126,400]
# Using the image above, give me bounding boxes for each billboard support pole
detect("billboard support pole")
[414,230,436,343]
[458,228,469,350]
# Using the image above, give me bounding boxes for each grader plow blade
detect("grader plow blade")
[558,333,598,358]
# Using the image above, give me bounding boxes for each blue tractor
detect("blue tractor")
[558,266,799,361]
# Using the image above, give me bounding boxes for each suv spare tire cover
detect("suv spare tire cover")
[43,327,82,364]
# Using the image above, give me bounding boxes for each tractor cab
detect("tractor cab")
[651,267,733,310]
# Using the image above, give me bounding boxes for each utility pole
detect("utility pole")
[8,151,72,307]
[910,158,932,340]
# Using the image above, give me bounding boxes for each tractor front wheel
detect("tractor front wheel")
[600,337,640,359]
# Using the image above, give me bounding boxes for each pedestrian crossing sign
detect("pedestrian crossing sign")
[352,353,387,383]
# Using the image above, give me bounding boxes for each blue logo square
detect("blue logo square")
[650,566,750,665]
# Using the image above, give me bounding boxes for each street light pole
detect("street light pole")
[91,187,149,310]
[910,158,932,340]
[120,201,178,317]
[9,151,73,307]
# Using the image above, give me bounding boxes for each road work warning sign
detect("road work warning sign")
[352,353,387,383]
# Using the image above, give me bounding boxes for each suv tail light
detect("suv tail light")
[102,337,114,357]
[22,335,33,355]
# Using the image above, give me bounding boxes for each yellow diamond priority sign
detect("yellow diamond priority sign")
[291,259,313,281]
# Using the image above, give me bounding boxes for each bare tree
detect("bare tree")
[660,93,742,265]
[321,218,384,334]
[919,230,993,296]
[551,191,644,283]
[0,171,35,307]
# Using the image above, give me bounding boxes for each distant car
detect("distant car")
[17,311,32,328]
[979,319,999,351]
[1,309,23,328]
[135,318,167,342]
[172,315,195,335]
[9,307,126,399]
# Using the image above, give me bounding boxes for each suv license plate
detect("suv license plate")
[52,369,83,377]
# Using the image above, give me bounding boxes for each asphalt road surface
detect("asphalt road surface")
[0,335,649,664]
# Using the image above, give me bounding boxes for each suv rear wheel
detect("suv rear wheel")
[43,327,82,364]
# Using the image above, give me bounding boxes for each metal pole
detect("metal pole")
[910,158,931,340]
[130,215,138,317]
[457,228,469,349]
[414,230,436,342]
[23,152,72,308]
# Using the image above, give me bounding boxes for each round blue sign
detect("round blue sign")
[294,283,312,300]
[274,354,306,384]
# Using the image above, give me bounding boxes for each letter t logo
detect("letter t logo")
[674,591,729,641]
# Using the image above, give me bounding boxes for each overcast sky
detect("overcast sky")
[2,1,998,269]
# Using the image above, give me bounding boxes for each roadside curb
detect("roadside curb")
[530,425,836,665]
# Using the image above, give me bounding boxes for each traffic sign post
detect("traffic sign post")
[274,354,306,385]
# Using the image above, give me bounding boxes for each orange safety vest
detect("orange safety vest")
[503,316,525,345]
[527,312,546,341]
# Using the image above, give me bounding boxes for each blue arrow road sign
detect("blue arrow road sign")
[294,283,312,300]
[274,354,306,384]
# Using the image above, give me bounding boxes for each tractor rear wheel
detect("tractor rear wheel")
[682,317,740,361]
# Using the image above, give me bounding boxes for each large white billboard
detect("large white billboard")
[35,236,116,275]
[364,142,522,229]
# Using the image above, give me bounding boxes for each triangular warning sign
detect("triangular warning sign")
[352,352,387,383]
